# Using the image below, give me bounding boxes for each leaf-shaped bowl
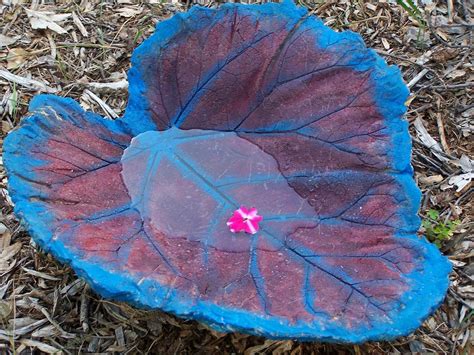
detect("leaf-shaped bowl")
[3,0,451,342]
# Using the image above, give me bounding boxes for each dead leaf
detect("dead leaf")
[0,300,12,319]
[413,117,451,162]
[32,324,61,338]
[25,9,71,34]
[0,34,19,48]
[0,69,58,93]
[448,173,473,192]
[459,154,473,173]
[457,285,474,299]
[446,70,466,80]
[0,242,22,262]
[435,29,449,42]
[22,267,61,281]
[419,175,444,185]
[432,47,460,62]
[7,47,29,69]
[116,6,143,18]
[72,11,88,37]
[20,339,62,354]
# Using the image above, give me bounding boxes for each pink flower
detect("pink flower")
[227,206,263,235]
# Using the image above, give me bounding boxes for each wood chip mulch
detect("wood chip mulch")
[0,1,472,354]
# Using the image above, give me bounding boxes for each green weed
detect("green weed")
[422,209,460,248]
[396,0,426,28]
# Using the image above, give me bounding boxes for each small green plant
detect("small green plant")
[396,0,429,48]
[396,0,426,28]
[133,28,144,45]
[422,209,460,248]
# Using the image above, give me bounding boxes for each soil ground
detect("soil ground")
[0,1,472,354]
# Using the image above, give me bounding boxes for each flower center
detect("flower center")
[226,206,263,235]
